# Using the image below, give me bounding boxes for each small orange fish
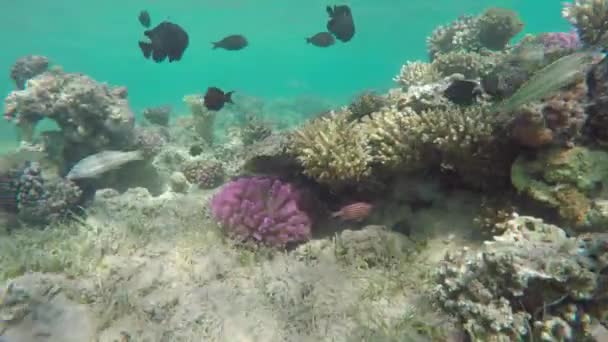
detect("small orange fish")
[331,202,372,222]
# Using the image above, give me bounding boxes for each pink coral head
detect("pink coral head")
[210,176,312,247]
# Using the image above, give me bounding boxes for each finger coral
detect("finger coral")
[210,176,312,247]
[289,110,372,186]
[562,0,608,47]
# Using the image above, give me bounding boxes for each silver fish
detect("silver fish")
[66,150,143,180]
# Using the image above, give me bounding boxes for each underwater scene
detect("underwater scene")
[3,0,608,341]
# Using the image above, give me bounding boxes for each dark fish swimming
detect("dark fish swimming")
[138,21,189,63]
[212,35,248,51]
[326,5,355,42]
[306,32,335,47]
[138,10,151,28]
[444,79,480,105]
[204,87,235,111]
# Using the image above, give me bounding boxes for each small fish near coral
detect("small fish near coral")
[331,202,373,222]
[212,34,248,50]
[138,21,189,63]
[204,87,235,111]
[306,32,335,47]
[138,10,151,28]
[326,4,355,42]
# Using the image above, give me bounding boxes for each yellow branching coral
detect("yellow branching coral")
[289,109,372,186]
[362,107,428,170]
[392,61,440,89]
[183,94,216,145]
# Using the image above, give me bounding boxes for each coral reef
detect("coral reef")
[585,54,608,144]
[12,162,82,225]
[132,126,168,159]
[181,159,225,189]
[477,7,524,51]
[432,50,501,79]
[3,69,135,160]
[9,55,50,91]
[289,110,372,186]
[434,215,607,341]
[393,61,440,89]
[562,0,608,47]
[142,105,172,126]
[511,147,608,228]
[210,176,312,247]
[347,91,387,121]
[239,114,272,145]
[183,94,216,146]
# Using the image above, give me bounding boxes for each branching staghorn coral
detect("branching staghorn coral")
[392,61,440,89]
[289,109,372,186]
[562,0,608,47]
[183,94,216,145]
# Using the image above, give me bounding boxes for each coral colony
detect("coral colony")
[2,1,608,340]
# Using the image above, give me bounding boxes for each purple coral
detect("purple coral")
[536,31,581,54]
[210,176,312,247]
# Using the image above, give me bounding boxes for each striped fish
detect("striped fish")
[331,202,373,222]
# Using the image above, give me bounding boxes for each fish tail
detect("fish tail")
[225,91,235,104]
[331,210,341,218]
[131,150,145,160]
[211,42,219,49]
[138,41,152,58]
[306,37,311,44]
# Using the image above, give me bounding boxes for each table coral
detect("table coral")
[210,176,312,247]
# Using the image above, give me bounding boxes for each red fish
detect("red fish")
[331,202,372,222]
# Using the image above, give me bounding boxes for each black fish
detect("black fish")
[139,21,189,63]
[443,79,480,105]
[306,32,335,47]
[138,10,151,28]
[204,87,235,111]
[326,5,355,42]
[212,35,248,50]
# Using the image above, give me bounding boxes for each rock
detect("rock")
[169,171,190,193]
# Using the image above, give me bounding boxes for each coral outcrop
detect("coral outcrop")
[562,0,608,47]
[9,55,50,91]
[3,69,135,160]
[183,94,216,146]
[477,7,524,51]
[585,54,608,143]
[511,147,608,228]
[434,215,607,341]
[142,105,172,126]
[210,176,312,247]
[393,61,440,89]
[11,162,83,225]
[181,159,225,189]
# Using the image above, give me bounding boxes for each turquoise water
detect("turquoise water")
[1,0,567,142]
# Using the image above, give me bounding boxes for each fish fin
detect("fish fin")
[138,41,152,58]
[212,42,220,49]
[326,5,333,16]
[132,150,145,160]
[224,91,235,104]
[306,37,311,44]
[331,210,341,218]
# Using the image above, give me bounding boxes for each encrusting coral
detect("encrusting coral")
[181,159,225,189]
[210,176,312,247]
[434,215,607,341]
[183,94,216,146]
[562,0,608,47]
[289,109,372,186]
[9,55,49,91]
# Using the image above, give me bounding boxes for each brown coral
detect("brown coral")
[477,7,524,50]
[182,160,225,189]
